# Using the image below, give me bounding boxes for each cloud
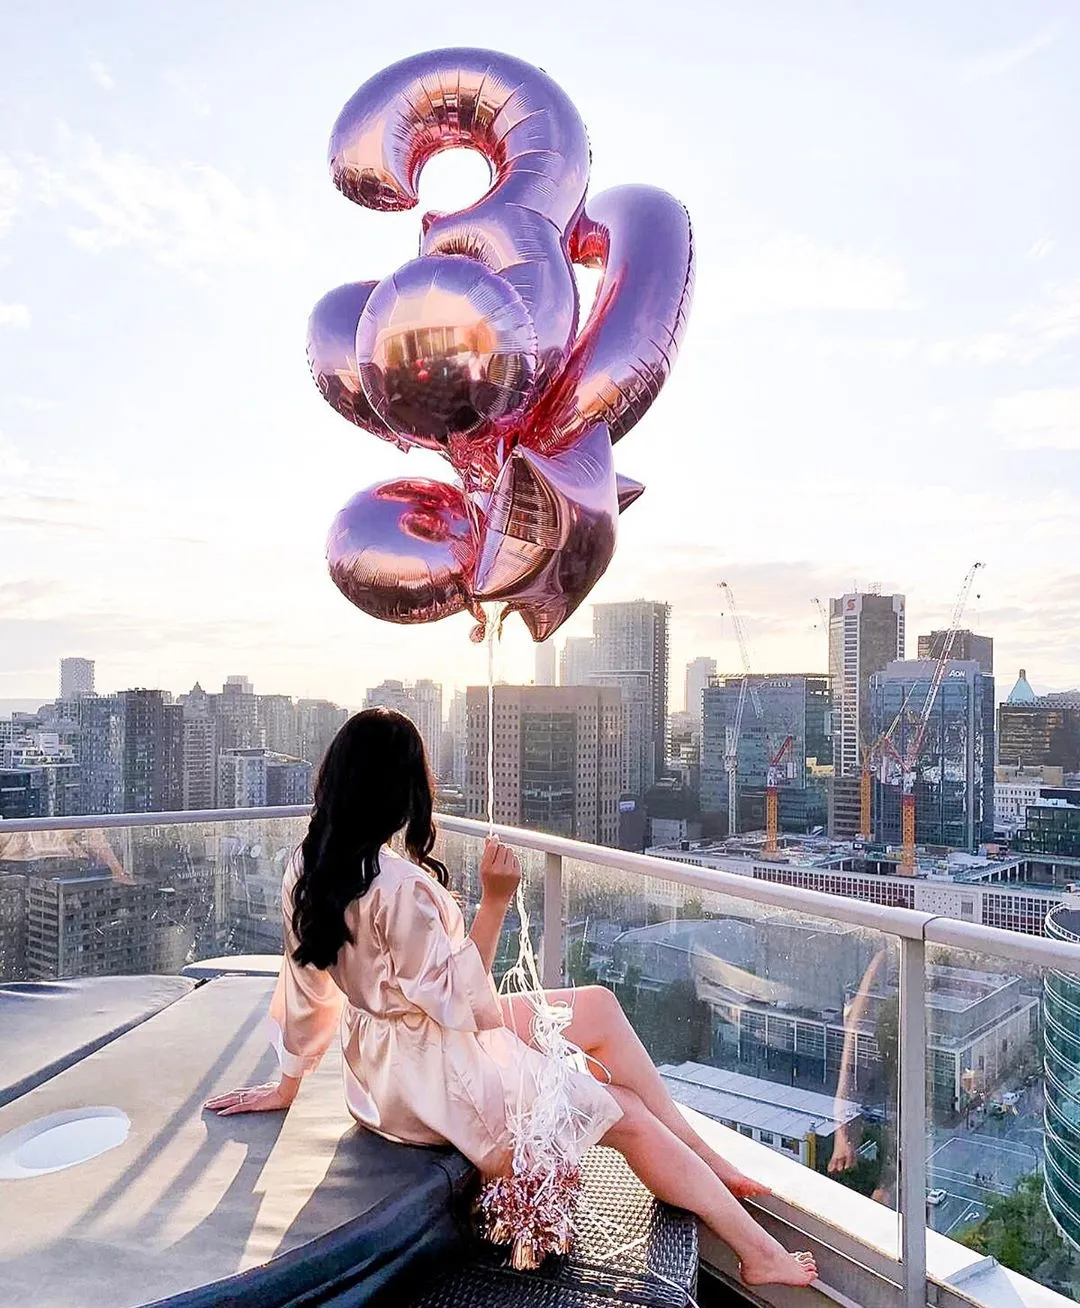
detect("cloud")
[1026,238,1056,261]
[31,128,300,271]
[992,388,1080,450]
[0,155,21,236]
[163,68,211,117]
[720,236,914,318]
[926,279,1080,367]
[961,28,1059,82]
[89,59,115,92]
[0,302,29,328]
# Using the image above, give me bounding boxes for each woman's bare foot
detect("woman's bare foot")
[739,1244,817,1288]
[709,1153,772,1199]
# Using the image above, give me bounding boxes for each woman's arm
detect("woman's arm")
[468,838,522,972]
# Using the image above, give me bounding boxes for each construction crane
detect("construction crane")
[764,734,795,854]
[718,582,762,836]
[881,562,985,871]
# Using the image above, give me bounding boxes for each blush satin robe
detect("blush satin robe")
[267,845,622,1173]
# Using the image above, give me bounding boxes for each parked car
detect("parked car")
[926,1189,947,1207]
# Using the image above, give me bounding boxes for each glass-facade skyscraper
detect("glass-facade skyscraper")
[869,659,995,851]
[1043,905,1080,1251]
[700,674,831,830]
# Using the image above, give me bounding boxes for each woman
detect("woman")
[204,708,816,1289]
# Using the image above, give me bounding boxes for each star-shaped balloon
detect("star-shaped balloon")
[307,48,694,641]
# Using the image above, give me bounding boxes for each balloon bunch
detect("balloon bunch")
[309,48,694,642]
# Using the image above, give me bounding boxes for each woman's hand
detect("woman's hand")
[479,836,521,905]
[203,1078,299,1115]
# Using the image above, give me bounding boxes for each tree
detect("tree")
[959,1174,1074,1287]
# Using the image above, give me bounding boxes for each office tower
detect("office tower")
[364,680,414,715]
[59,657,95,699]
[560,636,596,687]
[218,749,313,808]
[869,659,995,851]
[258,694,298,757]
[0,875,27,981]
[297,699,348,767]
[215,676,260,752]
[1044,905,1080,1250]
[917,629,993,676]
[685,657,717,717]
[410,680,444,774]
[181,685,217,810]
[0,734,80,817]
[77,695,125,814]
[590,601,670,797]
[464,685,623,845]
[828,591,905,836]
[535,640,557,686]
[447,690,468,787]
[119,690,184,813]
[700,674,831,831]
[998,670,1080,771]
[26,873,161,979]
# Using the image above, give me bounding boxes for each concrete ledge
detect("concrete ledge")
[681,1106,1073,1308]
[181,955,283,979]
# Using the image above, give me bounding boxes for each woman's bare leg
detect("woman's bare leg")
[602,1086,816,1288]
[501,985,769,1198]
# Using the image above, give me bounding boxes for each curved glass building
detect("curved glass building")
[1043,905,1080,1248]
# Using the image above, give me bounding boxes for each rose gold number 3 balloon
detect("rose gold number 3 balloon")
[308,48,694,639]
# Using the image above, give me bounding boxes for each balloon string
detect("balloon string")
[486,608,496,836]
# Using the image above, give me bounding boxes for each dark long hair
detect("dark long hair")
[290,708,448,969]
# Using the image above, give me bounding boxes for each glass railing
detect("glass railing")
[4,807,1080,1307]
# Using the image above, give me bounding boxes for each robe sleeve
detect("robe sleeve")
[380,875,503,1033]
[267,858,346,1078]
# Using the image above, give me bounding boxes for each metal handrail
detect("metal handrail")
[5,806,1080,968]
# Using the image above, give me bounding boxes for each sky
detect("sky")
[1,1,1078,710]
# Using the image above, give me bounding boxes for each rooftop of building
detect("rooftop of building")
[658,1062,862,1141]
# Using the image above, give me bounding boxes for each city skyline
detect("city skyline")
[1,5,1079,704]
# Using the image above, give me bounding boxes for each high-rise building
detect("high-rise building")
[700,674,831,831]
[560,636,596,687]
[828,591,905,836]
[0,734,80,817]
[180,685,217,811]
[411,680,444,775]
[464,685,623,845]
[214,676,260,752]
[0,875,27,981]
[1043,904,1080,1251]
[998,670,1080,771]
[217,749,313,808]
[869,659,995,851]
[77,695,125,814]
[26,873,161,979]
[535,640,557,687]
[59,657,95,699]
[917,629,993,676]
[447,690,468,788]
[685,657,717,717]
[297,699,348,767]
[258,694,298,757]
[120,690,183,813]
[364,680,413,715]
[590,601,670,797]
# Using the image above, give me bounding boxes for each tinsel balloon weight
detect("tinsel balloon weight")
[308,48,694,1266]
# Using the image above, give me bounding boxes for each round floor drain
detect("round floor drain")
[0,1107,130,1179]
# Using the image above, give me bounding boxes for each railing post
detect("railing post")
[542,852,564,988]
[899,934,928,1308]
